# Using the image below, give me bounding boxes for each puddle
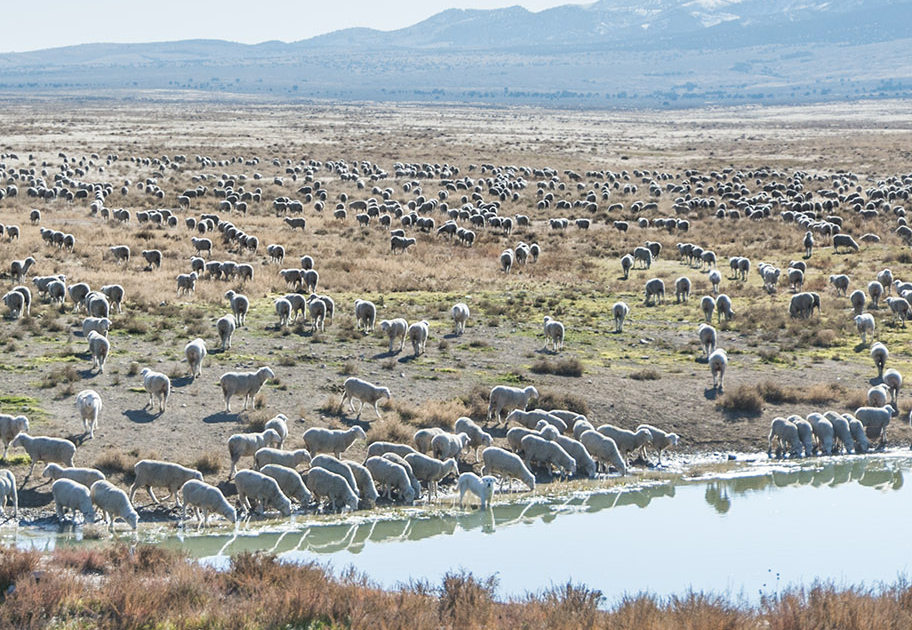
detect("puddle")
[3,454,911,601]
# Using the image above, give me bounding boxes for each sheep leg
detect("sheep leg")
[373,403,382,420]
[147,486,161,505]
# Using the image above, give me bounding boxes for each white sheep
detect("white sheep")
[90,480,139,531]
[342,459,380,507]
[302,426,366,459]
[225,290,249,326]
[139,368,171,413]
[884,368,902,406]
[870,342,889,378]
[708,269,722,294]
[505,408,567,433]
[612,301,629,333]
[506,425,545,453]
[310,454,360,498]
[856,406,891,448]
[364,456,416,504]
[340,377,391,419]
[595,425,652,463]
[715,294,735,321]
[234,469,292,517]
[87,330,110,373]
[868,385,889,408]
[82,316,111,339]
[3,290,25,319]
[176,272,197,296]
[806,413,834,455]
[848,416,870,454]
[620,254,634,279]
[554,435,597,477]
[480,446,535,492]
[305,467,359,512]
[572,418,595,441]
[74,390,102,439]
[520,434,576,479]
[274,298,292,327]
[487,385,539,424]
[254,447,311,470]
[381,452,422,500]
[10,434,75,476]
[380,318,408,352]
[228,428,282,479]
[431,432,471,461]
[366,441,417,459]
[636,424,679,464]
[53,478,95,524]
[258,464,313,506]
[708,348,728,391]
[0,469,17,518]
[579,430,627,476]
[407,320,430,356]
[455,472,496,509]
[307,295,326,331]
[698,323,716,356]
[793,418,815,457]
[675,276,692,303]
[500,249,514,273]
[869,281,885,309]
[0,414,29,459]
[183,338,208,379]
[217,314,236,350]
[264,414,289,448]
[543,316,565,351]
[413,427,445,454]
[644,278,665,306]
[404,453,459,501]
[829,274,849,296]
[850,289,866,315]
[453,417,493,462]
[129,460,203,507]
[827,412,856,454]
[855,314,875,345]
[354,299,377,333]
[700,295,715,322]
[41,463,104,488]
[219,366,274,412]
[451,302,470,335]
[768,417,802,458]
[180,479,237,527]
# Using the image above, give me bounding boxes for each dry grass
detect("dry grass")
[192,452,222,475]
[368,415,414,445]
[629,368,661,381]
[530,357,584,377]
[717,385,764,415]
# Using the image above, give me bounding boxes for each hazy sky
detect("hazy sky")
[0,0,576,53]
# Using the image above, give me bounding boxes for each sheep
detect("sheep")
[855,314,875,345]
[500,249,514,273]
[217,314,236,350]
[305,467,359,512]
[0,469,17,518]
[850,290,867,315]
[234,469,292,517]
[85,292,110,318]
[455,472,496,509]
[431,432,471,461]
[3,290,25,319]
[806,413,835,455]
[85,331,110,373]
[342,459,380,507]
[883,368,902,406]
[90,480,139,531]
[636,424,679,465]
[53,478,95,524]
[620,254,634,279]
[826,412,856,455]
[612,301,629,333]
[855,406,891,448]
[553,435,597,477]
[868,281,884,309]
[227,429,282,479]
[47,280,66,305]
[302,426,367,459]
[82,316,112,339]
[868,385,889,408]
[539,315,566,351]
[224,290,249,326]
[870,342,889,378]
[520,434,576,479]
[354,299,377,334]
[504,409,566,434]
[789,292,817,319]
[310,454,360,498]
[709,269,723,293]
[833,234,859,253]
[407,320,430,356]
[829,274,850,296]
[219,366,274,412]
[254,446,311,473]
[480,447,535,492]
[380,318,408,352]
[139,368,170,413]
[0,414,29,459]
[705,347,728,391]
[793,418,815,457]
[184,338,207,379]
[191,237,212,257]
[848,417,871,454]
[488,385,539,424]
[10,256,36,282]
[453,417,493,462]
[579,430,627,476]
[307,294,326,331]
[803,230,814,258]
[675,277,692,303]
[180,479,237,527]
[413,427,446,454]
[141,249,162,270]
[262,414,289,449]
[633,246,653,269]
[340,377,390,419]
[108,245,131,265]
[701,296,715,322]
[259,464,313,506]
[644,278,665,306]
[572,418,595,441]
[404,453,458,501]
[698,323,717,356]
[768,417,802,458]
[595,425,652,464]
[129,460,202,507]
[716,294,735,321]
[41,463,104,488]
[10,434,75,476]
[75,389,102,439]
[506,425,546,453]
[887,297,912,327]
[366,441,417,459]
[451,302,470,335]
[364,456,416,504]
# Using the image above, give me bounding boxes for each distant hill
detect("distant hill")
[1,0,911,107]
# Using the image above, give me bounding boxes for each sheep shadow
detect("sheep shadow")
[203,411,239,424]
[854,343,869,353]
[337,416,372,432]
[371,350,399,360]
[67,432,92,448]
[397,354,420,364]
[703,387,720,401]
[17,485,52,507]
[77,367,100,379]
[868,376,885,386]
[122,409,160,424]
[170,375,194,389]
[694,356,709,364]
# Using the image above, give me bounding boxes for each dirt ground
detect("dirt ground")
[1,97,911,523]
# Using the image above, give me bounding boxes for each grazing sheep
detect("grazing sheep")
[47,280,66,305]
[829,274,850,296]
[141,249,162,269]
[451,302,470,335]
[595,425,652,463]
[310,455,360,498]
[620,254,634,279]
[826,412,856,454]
[675,277,692,303]
[887,297,912,327]
[75,389,102,439]
[82,316,112,339]
[0,469,17,518]
[407,320,430,356]
[90,480,139,531]
[235,469,292,517]
[453,417,493,462]
[572,418,595,441]
[480,447,535,492]
[579,430,627,476]
[254,446,311,470]
[793,418,815,457]
[413,427,446,454]
[884,368,902,406]
[259,464,313,506]
[636,424,679,465]
[506,425,545,453]
[3,290,25,319]
[191,237,212,257]
[520,435,576,479]
[404,453,458,501]
[789,292,817,319]
[871,342,889,378]
[302,426,367,459]
[263,414,289,449]
[10,434,75,476]
[833,234,859,253]
[848,417,871,454]
[488,385,539,424]
[53,478,95,524]
[380,318,408,352]
[698,323,717,356]
[709,269,723,293]
[139,368,170,413]
[108,246,131,265]
[455,472,496,509]
[341,377,390,419]
[868,385,889,408]
[806,413,835,455]
[176,272,198,297]
[856,406,891,448]
[224,290,249,326]
[431,432,471,461]
[306,294,326,331]
[364,456,416,504]
[366,441,417,460]
[219,366,274,412]
[129,460,202,507]
[701,296,715,322]
[553,435,597,478]
[180,479,237,526]
[716,294,735,321]
[0,414,29,459]
[612,301,629,333]
[85,292,110,318]
[183,338,208,379]
[217,314,236,350]
[342,459,380,507]
[855,314,875,345]
[850,290,867,315]
[305,467,359,512]
[542,315,565,351]
[505,409,567,434]
[41,463,104,488]
[868,281,884,309]
[633,246,653,269]
[227,429,282,479]
[500,249,514,273]
[708,348,728,391]
[644,278,665,306]
[768,417,803,458]
[354,299,377,334]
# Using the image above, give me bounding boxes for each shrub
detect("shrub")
[629,368,661,381]
[537,390,589,416]
[530,358,584,377]
[717,385,763,415]
[192,452,222,475]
